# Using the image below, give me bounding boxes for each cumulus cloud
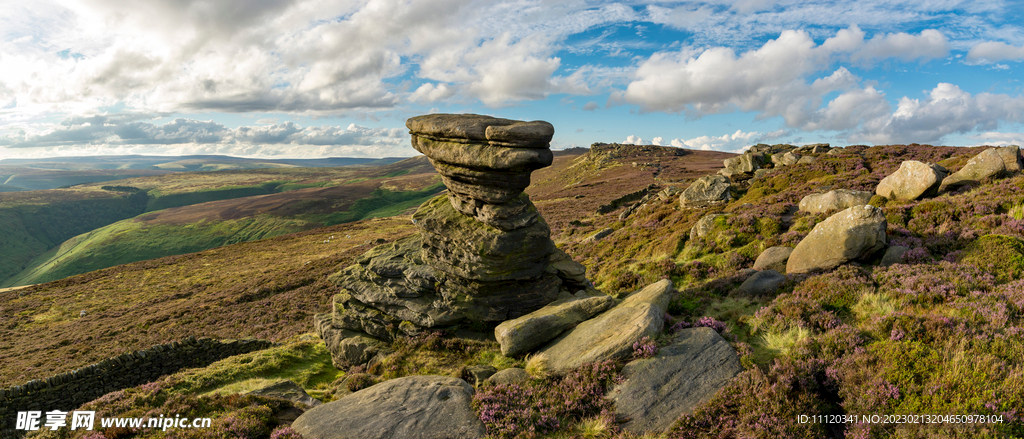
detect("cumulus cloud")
[624,135,645,145]
[966,41,1024,64]
[852,83,1024,145]
[669,129,787,152]
[0,114,411,157]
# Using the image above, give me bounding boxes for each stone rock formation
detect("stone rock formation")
[940,146,1023,192]
[680,175,733,208]
[876,160,947,201]
[772,151,802,167]
[719,152,764,178]
[753,246,793,272]
[689,213,726,240]
[799,189,874,215]
[787,205,887,274]
[538,279,673,373]
[733,269,786,296]
[292,375,485,439]
[316,114,591,365]
[495,294,615,357]
[248,380,322,408]
[608,327,743,435]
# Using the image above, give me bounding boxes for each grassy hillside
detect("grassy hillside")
[0,157,436,286]
[8,144,1024,438]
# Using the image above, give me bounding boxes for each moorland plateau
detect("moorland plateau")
[2,132,1023,439]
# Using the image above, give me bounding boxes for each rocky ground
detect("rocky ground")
[13,140,1024,439]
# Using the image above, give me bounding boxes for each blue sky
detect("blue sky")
[1,0,1023,159]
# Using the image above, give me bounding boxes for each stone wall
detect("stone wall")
[0,336,273,433]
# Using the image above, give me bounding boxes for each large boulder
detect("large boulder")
[752,246,793,272]
[292,375,485,439]
[538,280,673,373]
[680,175,733,208]
[771,151,802,167]
[495,295,615,357]
[798,189,874,214]
[786,205,887,274]
[875,160,947,201]
[719,153,763,178]
[608,327,743,435]
[940,146,1023,192]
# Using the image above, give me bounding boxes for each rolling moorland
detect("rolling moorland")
[2,142,1024,438]
[0,156,441,288]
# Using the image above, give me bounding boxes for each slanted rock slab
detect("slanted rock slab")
[798,189,873,214]
[292,376,485,439]
[876,160,946,201]
[538,280,673,373]
[940,146,1023,192]
[495,295,616,357]
[787,205,887,274]
[248,380,321,408]
[608,327,743,435]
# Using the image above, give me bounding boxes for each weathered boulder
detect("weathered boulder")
[879,245,910,266]
[608,327,743,435]
[680,175,733,208]
[249,380,322,408]
[538,280,673,373]
[787,205,887,274]
[940,146,1023,192]
[689,213,726,240]
[461,365,497,386]
[753,246,793,272]
[797,155,818,165]
[292,375,485,439]
[798,189,874,214]
[487,368,531,385]
[733,269,786,296]
[772,151,802,167]
[315,313,384,368]
[719,153,764,178]
[495,295,616,357]
[876,161,947,201]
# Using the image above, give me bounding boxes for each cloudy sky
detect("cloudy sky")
[2,0,1023,159]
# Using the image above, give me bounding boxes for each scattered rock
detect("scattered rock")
[797,155,818,165]
[680,175,733,208]
[772,151,802,167]
[798,189,874,214]
[753,246,793,272]
[538,280,672,373]
[733,269,786,296]
[940,146,1023,192]
[461,365,497,386]
[292,375,486,439]
[487,368,531,385]
[879,246,910,266]
[689,213,726,240]
[719,153,764,178]
[608,327,743,435]
[495,295,616,357]
[876,160,947,201]
[585,228,614,242]
[786,205,888,274]
[249,380,322,408]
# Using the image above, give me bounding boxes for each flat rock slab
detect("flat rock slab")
[292,375,485,439]
[608,327,743,435]
[538,280,672,373]
[248,380,321,408]
[495,295,615,357]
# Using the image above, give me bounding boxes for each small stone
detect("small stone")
[689,213,726,240]
[248,380,322,408]
[732,269,786,296]
[487,368,531,385]
[880,246,910,266]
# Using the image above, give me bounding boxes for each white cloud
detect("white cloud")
[669,129,787,152]
[624,135,645,145]
[0,114,412,157]
[582,101,599,111]
[966,41,1024,64]
[852,83,1024,145]
[651,136,664,146]
[969,131,1024,147]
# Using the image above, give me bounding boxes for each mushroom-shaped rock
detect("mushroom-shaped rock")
[940,146,1023,192]
[786,205,887,274]
[680,175,733,208]
[876,161,947,201]
[798,189,874,214]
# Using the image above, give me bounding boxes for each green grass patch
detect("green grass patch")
[303,182,446,226]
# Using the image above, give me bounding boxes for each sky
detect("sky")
[1,0,1024,159]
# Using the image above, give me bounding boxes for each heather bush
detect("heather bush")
[472,361,621,439]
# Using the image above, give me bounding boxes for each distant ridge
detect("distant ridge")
[0,154,408,170]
